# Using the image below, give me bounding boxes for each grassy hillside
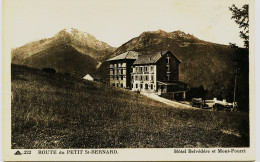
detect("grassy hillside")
[12,64,249,148]
[22,44,98,77]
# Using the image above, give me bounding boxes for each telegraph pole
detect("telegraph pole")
[233,67,239,109]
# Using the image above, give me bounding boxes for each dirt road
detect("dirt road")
[141,92,195,109]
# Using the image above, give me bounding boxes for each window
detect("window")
[150,65,153,72]
[136,84,138,88]
[151,75,154,81]
[145,75,149,81]
[136,67,138,72]
[121,69,123,75]
[167,57,170,64]
[131,75,134,80]
[140,75,143,81]
[144,66,148,72]
[135,75,138,80]
[121,83,123,87]
[121,76,123,80]
[140,84,143,89]
[163,86,167,93]
[151,84,153,89]
[167,65,170,71]
[139,67,143,72]
[167,74,170,81]
[145,84,148,89]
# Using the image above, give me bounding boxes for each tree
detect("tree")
[229,4,249,48]
[229,4,249,111]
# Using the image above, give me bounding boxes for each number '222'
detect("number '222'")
[24,150,31,154]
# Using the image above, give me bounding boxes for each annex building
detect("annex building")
[107,50,187,100]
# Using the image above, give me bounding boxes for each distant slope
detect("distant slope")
[11,28,116,76]
[104,30,237,100]
[11,64,249,148]
[21,44,98,77]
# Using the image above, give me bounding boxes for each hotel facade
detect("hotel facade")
[107,51,139,88]
[107,50,187,100]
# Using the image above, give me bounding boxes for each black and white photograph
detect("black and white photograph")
[2,0,255,161]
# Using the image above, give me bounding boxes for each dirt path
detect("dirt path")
[141,92,195,109]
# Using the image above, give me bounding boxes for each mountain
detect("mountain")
[11,28,116,76]
[114,30,207,54]
[101,30,243,101]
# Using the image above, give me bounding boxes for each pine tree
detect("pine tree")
[229,4,249,48]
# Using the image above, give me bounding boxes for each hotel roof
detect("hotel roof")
[133,50,181,65]
[107,51,140,61]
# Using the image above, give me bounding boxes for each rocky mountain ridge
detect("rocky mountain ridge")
[12,28,116,65]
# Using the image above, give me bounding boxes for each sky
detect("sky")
[3,0,251,48]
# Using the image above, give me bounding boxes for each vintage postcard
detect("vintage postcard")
[2,0,256,161]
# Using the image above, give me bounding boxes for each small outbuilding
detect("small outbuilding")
[83,74,103,82]
[157,81,187,101]
[83,74,94,81]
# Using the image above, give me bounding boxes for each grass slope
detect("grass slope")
[22,44,98,77]
[12,64,249,148]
